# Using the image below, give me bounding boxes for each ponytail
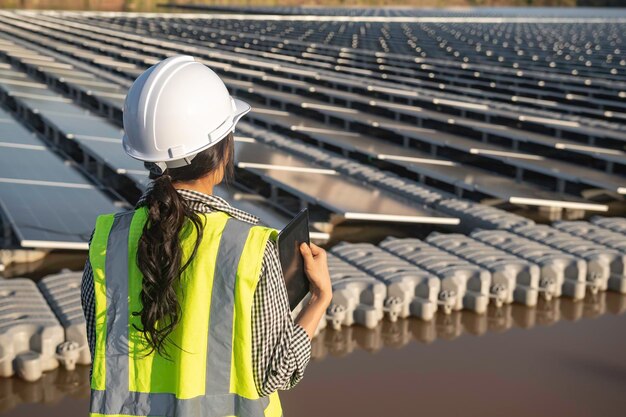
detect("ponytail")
[133,132,235,357]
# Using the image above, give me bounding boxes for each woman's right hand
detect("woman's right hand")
[299,242,332,305]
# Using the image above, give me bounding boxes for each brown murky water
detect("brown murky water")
[2,293,625,417]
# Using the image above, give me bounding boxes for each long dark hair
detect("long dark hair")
[134,132,235,357]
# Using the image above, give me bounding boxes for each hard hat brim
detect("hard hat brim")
[232,97,251,123]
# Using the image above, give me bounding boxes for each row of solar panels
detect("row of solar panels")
[0,85,316,247]
[62,12,626,130]
[0,26,568,250]
[0,46,310,247]
[77,12,626,104]
[32,13,626,172]
[0,11,624,250]
[0,103,119,249]
[181,19,623,82]
[0,35,456,249]
[157,5,626,19]
[11,11,616,131]
[2,12,622,212]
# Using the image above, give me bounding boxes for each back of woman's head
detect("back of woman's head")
[134,132,235,357]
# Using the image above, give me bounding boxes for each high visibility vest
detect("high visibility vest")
[88,207,283,417]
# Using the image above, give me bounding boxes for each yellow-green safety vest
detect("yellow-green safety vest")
[88,207,283,417]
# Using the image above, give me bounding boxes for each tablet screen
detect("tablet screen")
[277,208,310,310]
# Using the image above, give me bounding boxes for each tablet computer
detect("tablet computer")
[277,208,310,310]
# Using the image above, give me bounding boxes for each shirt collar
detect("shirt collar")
[136,187,260,225]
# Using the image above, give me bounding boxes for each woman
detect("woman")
[80,55,332,417]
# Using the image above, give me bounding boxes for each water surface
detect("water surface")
[2,293,625,417]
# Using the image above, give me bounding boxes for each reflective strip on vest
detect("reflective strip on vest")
[88,209,282,417]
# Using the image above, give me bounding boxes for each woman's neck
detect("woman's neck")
[172,178,215,196]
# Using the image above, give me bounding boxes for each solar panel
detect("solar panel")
[251,165,458,224]
[0,182,118,249]
[37,67,97,79]
[38,109,122,135]
[68,136,146,174]
[0,77,57,97]
[233,140,459,224]
[0,145,92,185]
[0,105,121,249]
[13,96,88,116]
[0,67,35,80]
[213,184,290,229]
[61,78,124,93]
[0,118,42,147]
[22,104,146,175]
[0,68,28,79]
[0,106,13,119]
[235,140,335,173]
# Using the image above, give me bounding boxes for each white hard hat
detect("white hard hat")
[122,55,250,172]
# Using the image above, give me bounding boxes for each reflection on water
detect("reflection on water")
[287,293,626,417]
[310,292,626,361]
[0,365,90,415]
[1,251,87,280]
[0,292,624,416]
